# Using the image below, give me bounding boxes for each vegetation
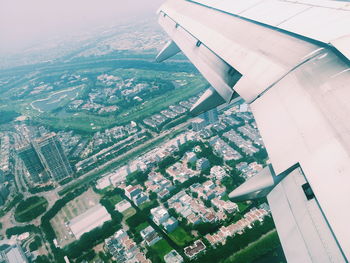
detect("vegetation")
[28,185,54,194]
[222,230,285,263]
[41,186,89,262]
[147,239,173,263]
[6,225,40,238]
[168,227,193,247]
[135,222,150,233]
[126,169,149,185]
[0,193,23,217]
[35,255,51,263]
[29,236,42,251]
[64,217,122,259]
[193,216,276,263]
[99,188,125,219]
[14,196,48,222]
[0,110,20,124]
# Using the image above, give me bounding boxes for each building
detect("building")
[184,240,206,259]
[105,229,145,262]
[96,176,111,190]
[164,250,184,263]
[202,108,219,124]
[34,133,73,182]
[239,103,249,113]
[185,152,197,164]
[132,192,148,206]
[124,185,142,200]
[115,200,131,213]
[1,244,28,263]
[68,204,111,239]
[192,118,206,131]
[17,144,46,183]
[162,217,178,232]
[151,206,170,225]
[196,158,210,170]
[140,226,162,246]
[210,166,228,180]
[0,183,9,206]
[0,170,4,183]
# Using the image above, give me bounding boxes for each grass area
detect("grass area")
[122,207,136,219]
[135,222,150,232]
[14,196,48,222]
[221,194,230,201]
[107,194,123,206]
[15,69,205,133]
[117,77,206,125]
[237,202,250,213]
[138,200,157,211]
[168,227,194,247]
[150,239,173,262]
[221,230,285,263]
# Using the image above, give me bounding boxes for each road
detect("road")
[54,119,191,196]
[1,117,191,233]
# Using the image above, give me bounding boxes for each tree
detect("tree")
[168,208,177,218]
[6,225,39,238]
[193,222,220,236]
[149,192,157,201]
[35,255,51,263]
[29,240,40,251]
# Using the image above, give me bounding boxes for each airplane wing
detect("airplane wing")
[156,0,350,262]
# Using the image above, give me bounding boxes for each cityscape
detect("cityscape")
[0,9,286,263]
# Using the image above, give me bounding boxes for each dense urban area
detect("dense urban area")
[0,18,286,263]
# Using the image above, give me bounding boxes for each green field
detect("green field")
[135,222,150,232]
[138,199,158,211]
[122,207,136,219]
[168,227,194,247]
[14,196,48,222]
[107,194,123,206]
[0,57,206,134]
[150,239,174,262]
[35,75,205,133]
[237,202,250,213]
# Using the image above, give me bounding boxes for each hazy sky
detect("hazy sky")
[0,0,165,54]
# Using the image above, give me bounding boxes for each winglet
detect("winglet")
[190,87,226,116]
[155,40,181,63]
[228,164,281,201]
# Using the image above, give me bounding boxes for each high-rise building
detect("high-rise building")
[17,144,45,183]
[0,183,9,206]
[34,133,73,182]
[192,117,206,131]
[17,133,73,183]
[201,108,219,125]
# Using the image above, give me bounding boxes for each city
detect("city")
[0,3,287,263]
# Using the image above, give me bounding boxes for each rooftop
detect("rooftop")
[69,204,111,239]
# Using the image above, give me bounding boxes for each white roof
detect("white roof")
[69,204,111,239]
[5,245,28,263]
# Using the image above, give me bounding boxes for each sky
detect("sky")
[0,0,165,54]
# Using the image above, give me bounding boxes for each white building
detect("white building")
[164,250,184,263]
[2,244,28,263]
[192,118,206,131]
[68,204,111,239]
[151,206,170,225]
